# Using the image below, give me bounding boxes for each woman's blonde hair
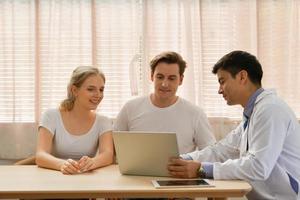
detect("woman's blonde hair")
[60,66,105,111]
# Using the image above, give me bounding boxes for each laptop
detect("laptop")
[113,131,179,177]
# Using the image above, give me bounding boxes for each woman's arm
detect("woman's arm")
[36,127,80,174]
[78,131,114,172]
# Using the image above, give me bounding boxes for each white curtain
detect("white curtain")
[0,0,299,158]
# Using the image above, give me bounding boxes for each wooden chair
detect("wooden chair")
[14,155,36,165]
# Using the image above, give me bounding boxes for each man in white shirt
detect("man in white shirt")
[168,50,300,200]
[114,51,216,154]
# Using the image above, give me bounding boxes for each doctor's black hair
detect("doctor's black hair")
[212,50,263,86]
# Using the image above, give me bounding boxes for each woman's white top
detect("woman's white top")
[39,108,112,160]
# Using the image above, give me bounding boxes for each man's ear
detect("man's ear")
[239,70,248,84]
[179,75,184,85]
[150,72,154,82]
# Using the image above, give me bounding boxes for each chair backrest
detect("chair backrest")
[14,155,36,165]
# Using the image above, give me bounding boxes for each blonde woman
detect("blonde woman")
[36,66,114,174]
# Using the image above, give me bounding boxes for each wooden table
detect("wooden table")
[0,165,251,200]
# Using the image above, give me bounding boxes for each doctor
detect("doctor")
[168,50,300,200]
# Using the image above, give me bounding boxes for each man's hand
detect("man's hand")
[168,157,201,178]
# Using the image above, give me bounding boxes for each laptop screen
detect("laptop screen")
[113,131,179,177]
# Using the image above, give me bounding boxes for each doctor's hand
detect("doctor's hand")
[60,159,80,175]
[78,156,96,173]
[168,158,201,178]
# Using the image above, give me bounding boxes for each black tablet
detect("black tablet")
[152,179,214,188]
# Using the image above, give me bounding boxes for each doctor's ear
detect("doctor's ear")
[238,70,248,84]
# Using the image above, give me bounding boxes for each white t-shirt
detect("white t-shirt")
[114,96,216,154]
[39,108,112,160]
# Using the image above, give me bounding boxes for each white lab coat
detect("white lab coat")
[186,89,300,200]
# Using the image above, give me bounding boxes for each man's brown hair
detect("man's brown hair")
[150,51,187,76]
